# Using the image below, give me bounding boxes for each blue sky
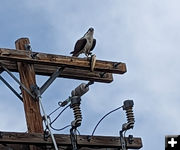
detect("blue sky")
[0,1,180,150]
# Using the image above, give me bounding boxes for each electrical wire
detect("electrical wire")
[48,104,71,131]
[76,129,81,135]
[91,105,123,137]
[48,106,61,116]
[50,124,71,131]
[124,130,127,138]
[50,104,70,125]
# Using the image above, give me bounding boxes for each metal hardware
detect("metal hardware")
[1,64,35,99]
[40,67,64,95]
[60,81,93,107]
[120,131,127,150]
[113,62,121,68]
[99,72,106,78]
[24,44,32,51]
[128,135,134,144]
[70,128,78,150]
[85,81,94,88]
[44,128,50,141]
[31,52,39,59]
[0,75,23,101]
[30,84,41,100]
[71,83,89,97]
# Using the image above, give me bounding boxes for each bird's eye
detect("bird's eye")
[89,28,94,32]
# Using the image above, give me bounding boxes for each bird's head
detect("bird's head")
[84,27,94,37]
[88,27,94,32]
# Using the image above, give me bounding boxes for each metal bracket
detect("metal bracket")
[44,128,50,141]
[39,67,64,96]
[24,44,32,51]
[70,128,78,150]
[120,131,127,150]
[0,75,23,101]
[30,84,41,100]
[31,52,39,59]
[0,64,35,99]
[128,135,134,144]
[113,62,122,68]
[29,67,64,99]
[99,72,106,78]
[0,64,64,101]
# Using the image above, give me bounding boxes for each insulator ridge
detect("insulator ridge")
[72,104,82,127]
[125,108,135,127]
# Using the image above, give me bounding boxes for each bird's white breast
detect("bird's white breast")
[84,35,93,50]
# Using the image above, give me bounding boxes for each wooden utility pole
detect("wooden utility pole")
[15,38,43,133]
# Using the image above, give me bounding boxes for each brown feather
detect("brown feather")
[90,39,96,51]
[70,38,87,57]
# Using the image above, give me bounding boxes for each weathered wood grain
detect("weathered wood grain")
[0,60,113,83]
[15,38,44,134]
[0,132,142,149]
[0,48,127,74]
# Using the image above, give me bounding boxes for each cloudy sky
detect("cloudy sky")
[0,1,180,150]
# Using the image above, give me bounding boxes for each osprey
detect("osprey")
[70,27,96,57]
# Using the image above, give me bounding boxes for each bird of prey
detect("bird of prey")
[70,27,96,57]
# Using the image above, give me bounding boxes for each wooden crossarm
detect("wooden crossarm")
[0,60,113,83]
[0,132,142,149]
[0,48,127,74]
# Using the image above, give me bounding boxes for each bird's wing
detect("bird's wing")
[70,38,87,56]
[90,39,96,51]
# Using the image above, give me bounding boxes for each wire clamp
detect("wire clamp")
[44,128,50,141]
[128,135,134,144]
[120,130,127,150]
[30,84,40,100]
[70,127,78,150]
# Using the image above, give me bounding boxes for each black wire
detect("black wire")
[50,104,70,125]
[91,105,123,137]
[48,106,61,116]
[76,129,81,135]
[50,124,71,131]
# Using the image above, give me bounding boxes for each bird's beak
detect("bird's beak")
[89,28,94,32]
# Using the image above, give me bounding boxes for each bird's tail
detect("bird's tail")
[70,51,78,57]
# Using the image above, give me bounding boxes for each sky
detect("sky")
[0,1,180,150]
